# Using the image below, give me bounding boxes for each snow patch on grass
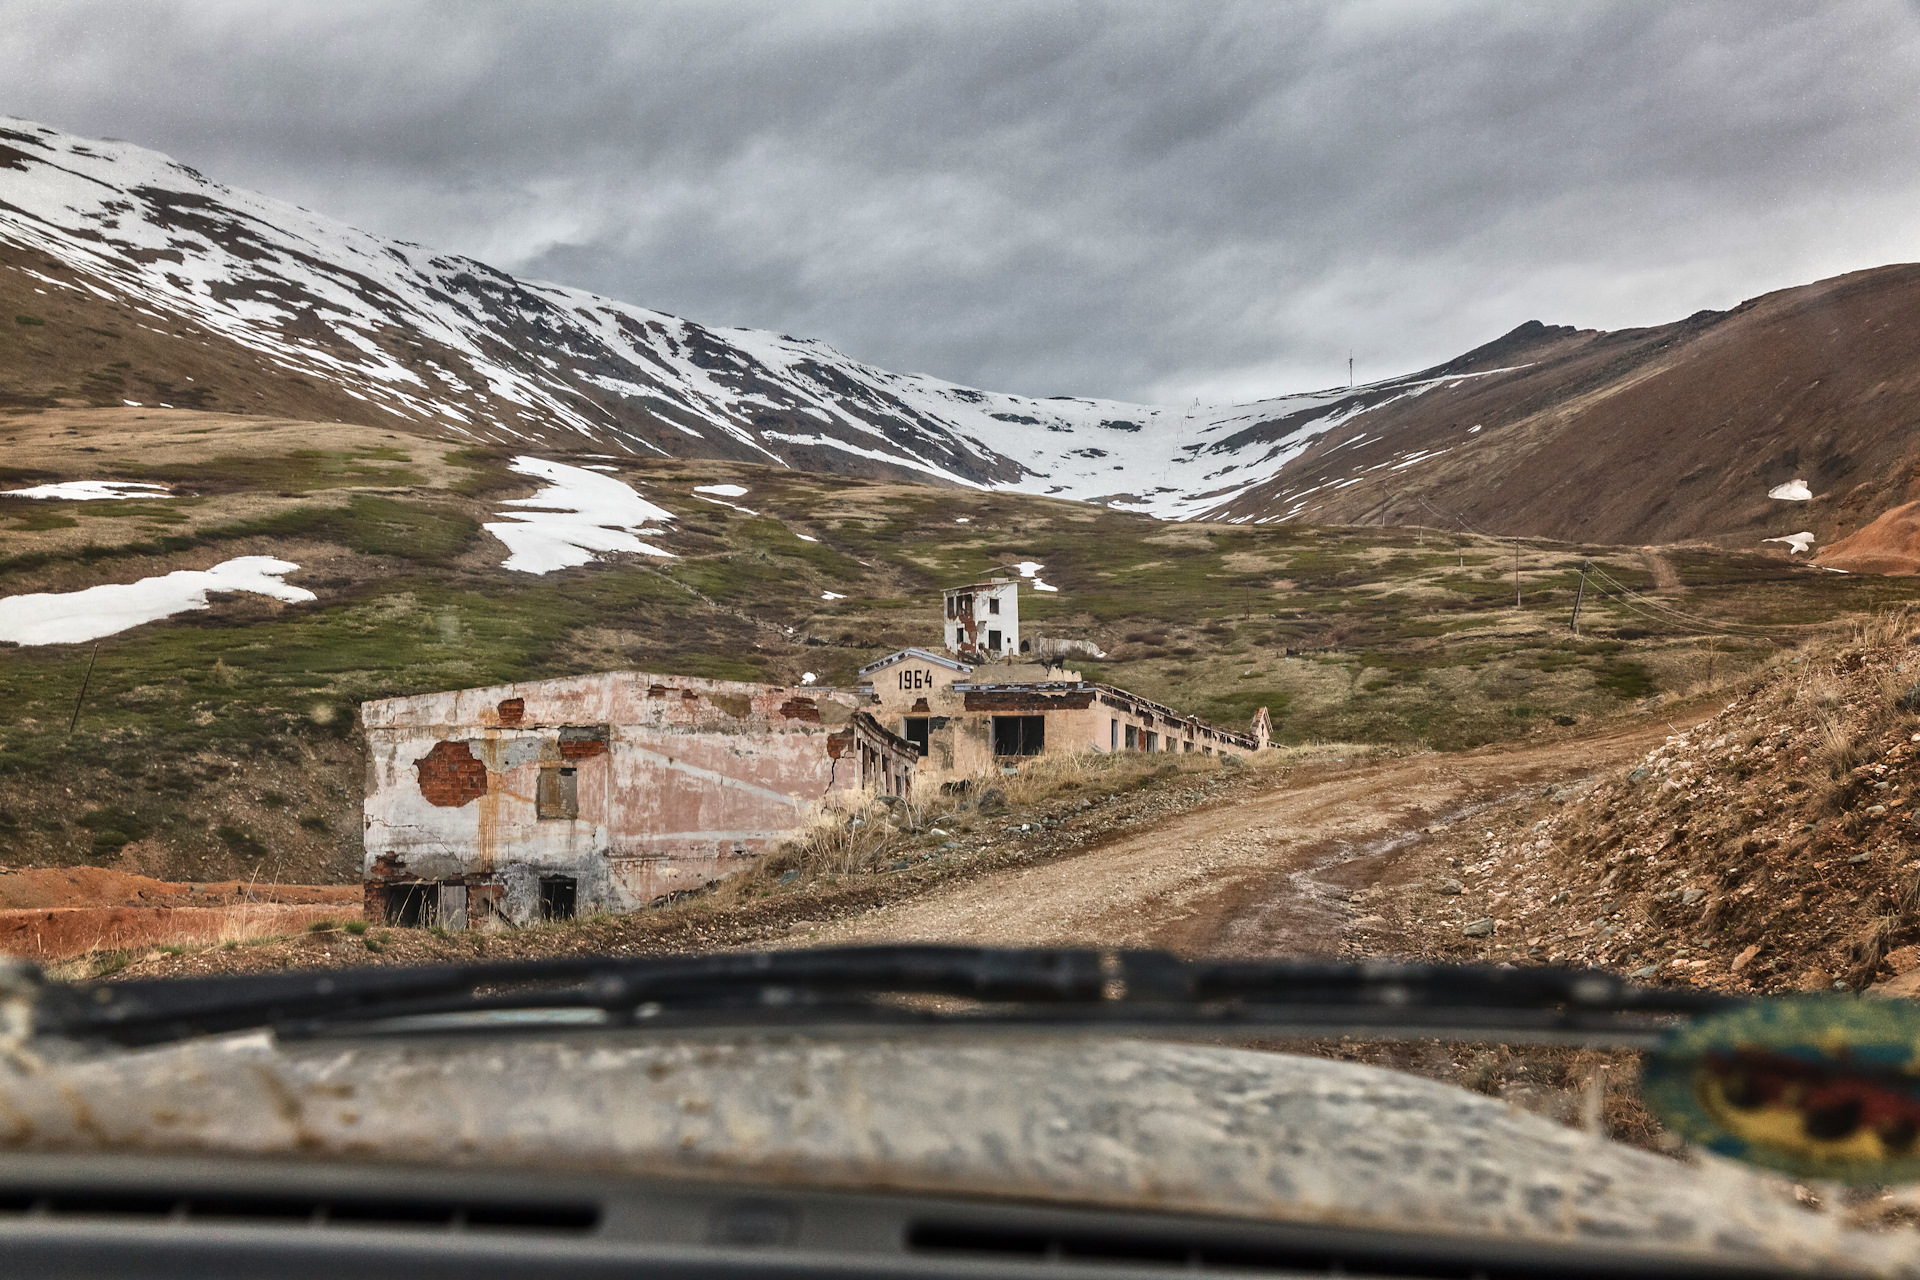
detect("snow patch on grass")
[1769,480,1812,501]
[484,456,674,574]
[3,481,172,501]
[1763,532,1816,554]
[695,483,750,498]
[1013,560,1060,593]
[0,556,314,645]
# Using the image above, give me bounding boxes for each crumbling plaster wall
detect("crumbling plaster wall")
[362,672,870,924]
[943,579,1020,657]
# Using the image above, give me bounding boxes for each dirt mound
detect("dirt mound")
[0,869,359,960]
[1819,501,1920,575]
[0,865,356,911]
[0,903,353,962]
[1438,615,1920,993]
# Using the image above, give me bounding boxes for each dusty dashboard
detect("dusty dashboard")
[0,1151,1842,1280]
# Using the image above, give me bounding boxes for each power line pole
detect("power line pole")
[1570,559,1589,635]
[1349,352,1354,389]
[68,641,100,734]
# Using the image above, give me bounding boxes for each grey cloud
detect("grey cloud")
[4,0,1919,402]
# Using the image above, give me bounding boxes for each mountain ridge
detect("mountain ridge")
[5,115,1920,559]
[0,114,1439,520]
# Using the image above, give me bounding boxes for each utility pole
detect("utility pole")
[68,641,100,734]
[1349,352,1354,389]
[1569,559,1589,635]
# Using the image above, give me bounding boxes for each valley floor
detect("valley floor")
[92,705,1726,1148]
[107,709,1698,977]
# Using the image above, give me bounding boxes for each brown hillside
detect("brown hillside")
[1216,264,1920,555]
[0,243,428,434]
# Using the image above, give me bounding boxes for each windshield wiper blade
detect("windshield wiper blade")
[31,946,1740,1048]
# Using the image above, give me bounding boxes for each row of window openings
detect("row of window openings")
[1113,720,1201,754]
[902,715,1046,759]
[951,628,1010,651]
[901,716,1203,760]
[385,876,576,927]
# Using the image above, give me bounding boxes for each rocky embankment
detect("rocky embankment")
[1422,619,1920,993]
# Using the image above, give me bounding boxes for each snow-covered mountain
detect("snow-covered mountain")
[0,116,1506,520]
[19,114,1906,555]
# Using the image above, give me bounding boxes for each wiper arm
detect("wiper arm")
[31,945,1738,1049]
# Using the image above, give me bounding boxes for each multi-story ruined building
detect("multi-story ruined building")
[862,632,1264,781]
[360,673,917,929]
[943,576,1021,659]
[360,578,1264,927]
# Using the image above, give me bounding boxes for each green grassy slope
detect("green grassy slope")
[3,407,1911,885]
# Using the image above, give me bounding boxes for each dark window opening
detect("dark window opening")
[988,598,1000,615]
[992,715,1045,757]
[903,717,930,757]
[537,766,578,820]
[539,876,577,922]
[1124,724,1138,750]
[1143,731,1159,753]
[385,882,436,927]
[987,629,1002,651]
[1019,638,1030,653]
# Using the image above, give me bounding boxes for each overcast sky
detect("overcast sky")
[5,1,1919,404]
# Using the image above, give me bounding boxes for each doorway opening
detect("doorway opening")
[540,875,578,922]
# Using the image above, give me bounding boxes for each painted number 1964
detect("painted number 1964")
[897,668,934,690]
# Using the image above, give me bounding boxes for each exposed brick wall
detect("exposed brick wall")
[962,690,1096,712]
[558,725,609,759]
[414,740,489,807]
[496,698,525,726]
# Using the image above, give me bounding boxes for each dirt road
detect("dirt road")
[808,716,1701,958]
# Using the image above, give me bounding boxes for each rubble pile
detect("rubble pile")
[1451,626,1920,993]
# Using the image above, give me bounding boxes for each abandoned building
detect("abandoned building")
[360,577,1264,929]
[861,646,1264,781]
[872,578,1266,776]
[944,577,1021,659]
[360,673,918,929]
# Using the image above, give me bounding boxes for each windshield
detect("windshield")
[4,2,1920,1272]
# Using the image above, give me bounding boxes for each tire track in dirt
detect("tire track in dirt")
[808,717,1708,957]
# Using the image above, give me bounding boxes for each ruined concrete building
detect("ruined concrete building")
[944,577,1020,659]
[864,619,1264,780]
[361,578,1264,928]
[361,674,917,929]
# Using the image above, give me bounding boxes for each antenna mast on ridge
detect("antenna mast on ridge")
[1348,352,1354,389]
